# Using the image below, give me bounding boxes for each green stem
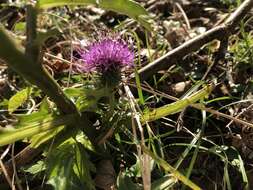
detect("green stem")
[25,4,39,63]
[0,26,77,115]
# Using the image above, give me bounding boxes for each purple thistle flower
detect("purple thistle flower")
[80,38,134,73]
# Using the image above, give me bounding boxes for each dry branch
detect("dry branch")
[138,0,253,80]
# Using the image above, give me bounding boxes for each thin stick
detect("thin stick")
[44,52,74,65]
[193,104,253,128]
[0,145,12,189]
[225,104,253,129]
[175,2,191,30]
[11,144,23,190]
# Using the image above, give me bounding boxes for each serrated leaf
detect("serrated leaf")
[64,87,108,99]
[29,99,61,148]
[46,137,95,190]
[8,87,31,113]
[74,143,95,189]
[15,111,50,128]
[47,153,74,190]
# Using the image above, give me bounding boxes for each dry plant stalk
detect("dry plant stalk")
[124,84,151,190]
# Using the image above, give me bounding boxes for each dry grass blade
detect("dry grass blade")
[0,145,13,189]
[124,84,151,190]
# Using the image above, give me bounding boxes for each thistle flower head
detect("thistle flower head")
[80,38,134,73]
[79,36,134,87]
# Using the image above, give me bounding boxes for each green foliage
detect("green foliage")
[30,125,65,148]
[151,176,177,190]
[1,1,251,189]
[117,173,142,190]
[46,133,96,190]
[0,85,108,148]
[36,28,62,46]
[14,22,26,32]
[98,0,151,30]
[8,87,31,113]
[36,0,152,30]
[124,154,142,177]
[230,27,253,68]
[0,26,77,115]
[220,0,241,7]
[64,87,109,111]
[0,113,78,146]
[23,160,46,175]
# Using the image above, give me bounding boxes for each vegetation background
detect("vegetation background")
[0,0,253,189]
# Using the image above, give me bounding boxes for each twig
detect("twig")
[137,0,253,80]
[225,0,253,29]
[11,144,23,190]
[225,104,253,129]
[3,146,41,177]
[97,127,115,145]
[192,104,253,128]
[44,52,74,65]
[175,2,191,30]
[137,25,227,80]
[0,145,12,189]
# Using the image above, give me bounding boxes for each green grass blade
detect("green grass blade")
[182,110,206,190]
[174,132,200,169]
[132,31,145,105]
[100,0,151,30]
[142,145,201,190]
[235,149,249,190]
[224,162,232,190]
